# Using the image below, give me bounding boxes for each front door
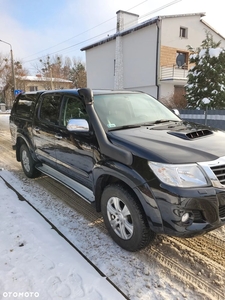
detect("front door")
[55,95,98,190]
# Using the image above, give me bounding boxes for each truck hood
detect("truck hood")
[107,121,225,164]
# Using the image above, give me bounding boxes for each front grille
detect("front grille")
[186,129,213,139]
[211,164,225,185]
[219,206,225,219]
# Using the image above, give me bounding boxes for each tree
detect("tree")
[69,58,87,88]
[38,55,62,87]
[185,32,225,109]
[35,54,87,88]
[0,52,28,92]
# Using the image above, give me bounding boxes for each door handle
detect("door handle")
[55,134,62,140]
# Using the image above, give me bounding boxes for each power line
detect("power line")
[21,17,116,60]
[139,0,181,20]
[23,30,114,63]
[23,0,182,67]
[22,0,149,63]
[22,0,148,61]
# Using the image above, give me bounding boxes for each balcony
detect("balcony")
[160,65,188,81]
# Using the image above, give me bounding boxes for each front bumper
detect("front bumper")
[150,183,225,237]
[145,156,225,237]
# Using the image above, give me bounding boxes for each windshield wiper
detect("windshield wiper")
[153,119,179,124]
[108,124,141,131]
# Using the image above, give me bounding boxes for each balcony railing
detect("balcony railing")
[160,65,188,81]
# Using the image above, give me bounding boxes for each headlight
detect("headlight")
[148,162,208,187]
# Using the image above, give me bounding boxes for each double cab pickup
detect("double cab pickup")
[10,88,225,251]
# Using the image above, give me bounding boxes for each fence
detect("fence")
[179,109,225,131]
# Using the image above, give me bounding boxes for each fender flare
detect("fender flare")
[15,133,38,162]
[92,161,163,232]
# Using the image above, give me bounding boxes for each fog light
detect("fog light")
[181,212,189,223]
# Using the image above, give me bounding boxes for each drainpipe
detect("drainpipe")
[155,18,161,100]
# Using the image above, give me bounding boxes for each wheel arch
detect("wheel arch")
[93,163,163,232]
[15,135,37,163]
[95,174,137,211]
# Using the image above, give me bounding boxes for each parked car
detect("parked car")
[10,88,225,251]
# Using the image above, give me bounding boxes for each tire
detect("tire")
[20,144,40,178]
[101,184,156,252]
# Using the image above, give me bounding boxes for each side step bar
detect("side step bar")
[36,164,95,204]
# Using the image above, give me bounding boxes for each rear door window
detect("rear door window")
[15,93,37,117]
[39,94,62,125]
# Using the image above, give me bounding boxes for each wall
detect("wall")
[160,45,179,66]
[85,25,158,96]
[85,40,116,89]
[160,83,174,100]
[122,25,158,97]
[159,14,225,103]
[161,15,225,49]
[84,13,225,97]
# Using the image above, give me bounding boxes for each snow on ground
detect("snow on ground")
[0,175,126,300]
[0,109,10,115]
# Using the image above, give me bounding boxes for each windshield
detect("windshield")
[93,92,180,130]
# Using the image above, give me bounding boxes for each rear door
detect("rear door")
[10,92,38,146]
[33,93,62,168]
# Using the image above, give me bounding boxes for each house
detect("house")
[2,75,73,109]
[81,11,225,105]
[16,75,73,92]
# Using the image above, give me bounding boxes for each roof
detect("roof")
[81,16,159,51]
[16,75,72,83]
[81,12,206,51]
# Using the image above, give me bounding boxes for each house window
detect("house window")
[176,52,187,68]
[29,86,38,91]
[179,27,188,38]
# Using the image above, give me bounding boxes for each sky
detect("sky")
[0,0,224,75]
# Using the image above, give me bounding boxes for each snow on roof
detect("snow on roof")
[17,75,72,83]
[159,12,206,19]
[81,16,159,51]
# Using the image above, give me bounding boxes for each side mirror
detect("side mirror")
[67,119,89,132]
[171,109,180,116]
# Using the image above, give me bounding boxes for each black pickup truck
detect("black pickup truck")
[10,88,225,251]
